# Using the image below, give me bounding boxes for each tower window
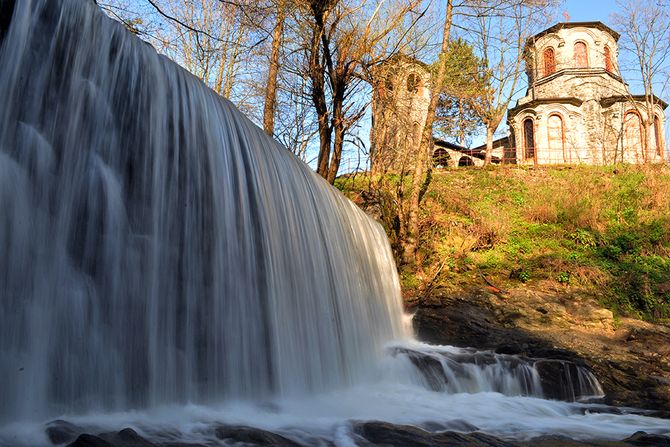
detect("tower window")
[407,73,419,94]
[604,45,613,72]
[543,47,556,76]
[574,42,588,68]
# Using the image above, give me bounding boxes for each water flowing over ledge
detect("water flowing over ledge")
[0,0,407,421]
[0,1,668,445]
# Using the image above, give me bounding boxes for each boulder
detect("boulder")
[214,425,304,447]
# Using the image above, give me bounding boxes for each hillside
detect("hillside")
[337,164,670,411]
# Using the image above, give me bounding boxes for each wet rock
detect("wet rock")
[414,286,670,412]
[535,360,582,401]
[214,425,303,447]
[353,421,520,446]
[46,419,84,445]
[0,0,15,40]
[68,428,157,447]
[390,347,449,391]
[68,434,115,447]
[418,419,479,432]
[622,431,670,446]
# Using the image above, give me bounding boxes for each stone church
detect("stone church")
[370,21,667,170]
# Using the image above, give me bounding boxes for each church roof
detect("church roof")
[528,21,620,44]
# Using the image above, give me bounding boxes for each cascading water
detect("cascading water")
[0,1,668,445]
[0,0,407,421]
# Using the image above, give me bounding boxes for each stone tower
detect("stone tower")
[508,22,667,165]
[370,55,432,173]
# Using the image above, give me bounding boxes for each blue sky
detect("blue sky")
[562,0,618,22]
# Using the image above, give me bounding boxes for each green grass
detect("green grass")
[337,164,670,321]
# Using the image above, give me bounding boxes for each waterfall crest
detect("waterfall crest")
[0,0,407,421]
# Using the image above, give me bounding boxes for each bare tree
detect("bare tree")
[465,0,559,165]
[612,0,670,161]
[298,0,423,184]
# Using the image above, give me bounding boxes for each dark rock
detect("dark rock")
[353,421,520,446]
[68,434,115,447]
[68,428,157,447]
[390,347,449,391]
[419,419,480,432]
[46,420,84,445]
[535,360,581,401]
[622,431,670,446]
[0,0,15,40]
[520,435,622,446]
[214,425,303,447]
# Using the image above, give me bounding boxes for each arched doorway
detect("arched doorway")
[458,156,474,167]
[433,148,450,167]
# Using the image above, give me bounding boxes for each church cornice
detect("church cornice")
[508,97,583,117]
[533,68,624,87]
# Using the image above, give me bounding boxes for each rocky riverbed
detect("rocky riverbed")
[412,281,670,413]
[34,419,670,447]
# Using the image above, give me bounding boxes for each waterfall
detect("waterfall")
[0,0,407,421]
[2,1,670,445]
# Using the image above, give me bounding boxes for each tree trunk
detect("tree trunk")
[484,125,494,166]
[327,110,345,184]
[308,9,331,179]
[263,0,284,136]
[401,0,453,266]
[644,118,653,162]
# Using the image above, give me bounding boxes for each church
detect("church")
[370,22,667,169]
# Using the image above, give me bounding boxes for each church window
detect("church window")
[574,42,588,68]
[604,45,613,72]
[523,118,535,161]
[543,47,556,76]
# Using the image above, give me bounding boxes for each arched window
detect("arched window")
[523,118,535,160]
[543,47,556,76]
[604,45,613,72]
[654,115,663,156]
[406,73,419,93]
[624,111,643,153]
[574,42,588,68]
[384,76,394,93]
[547,114,565,162]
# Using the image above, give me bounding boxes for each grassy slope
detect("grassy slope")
[337,164,670,322]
